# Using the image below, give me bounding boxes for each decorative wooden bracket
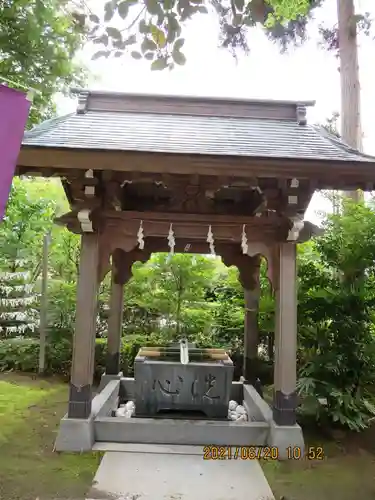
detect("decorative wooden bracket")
[98,225,141,282]
[77,208,93,232]
[84,169,96,197]
[112,247,152,285]
[287,217,304,241]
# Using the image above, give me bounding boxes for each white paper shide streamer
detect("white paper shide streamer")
[241,224,248,254]
[137,220,145,249]
[207,225,215,256]
[168,223,175,255]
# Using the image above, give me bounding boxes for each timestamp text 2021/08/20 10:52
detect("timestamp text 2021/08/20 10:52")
[202,446,325,460]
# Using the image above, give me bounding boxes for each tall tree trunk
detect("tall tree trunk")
[337,0,363,201]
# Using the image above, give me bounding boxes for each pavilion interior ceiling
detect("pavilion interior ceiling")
[60,170,314,219]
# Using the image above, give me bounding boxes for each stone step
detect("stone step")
[86,450,275,500]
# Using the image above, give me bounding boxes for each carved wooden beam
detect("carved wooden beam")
[102,210,285,226]
[101,219,289,243]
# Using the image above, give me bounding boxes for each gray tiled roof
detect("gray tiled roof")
[23,110,373,162]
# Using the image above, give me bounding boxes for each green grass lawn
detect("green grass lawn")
[262,429,375,500]
[0,373,99,500]
[0,373,374,500]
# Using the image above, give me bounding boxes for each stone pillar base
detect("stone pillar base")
[267,420,305,460]
[54,414,95,452]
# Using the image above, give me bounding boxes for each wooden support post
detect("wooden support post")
[238,255,261,385]
[106,265,124,375]
[68,233,99,419]
[243,286,260,382]
[273,243,297,426]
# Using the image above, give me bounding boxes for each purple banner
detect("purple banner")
[0,84,31,220]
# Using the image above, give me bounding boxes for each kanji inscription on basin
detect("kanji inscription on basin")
[134,348,234,419]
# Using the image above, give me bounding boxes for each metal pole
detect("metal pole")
[39,231,50,374]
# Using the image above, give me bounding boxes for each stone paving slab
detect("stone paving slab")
[86,448,274,500]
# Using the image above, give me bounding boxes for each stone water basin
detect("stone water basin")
[134,347,234,419]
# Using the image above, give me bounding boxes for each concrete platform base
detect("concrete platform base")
[56,376,304,459]
[95,416,269,446]
[97,371,123,392]
[87,448,275,500]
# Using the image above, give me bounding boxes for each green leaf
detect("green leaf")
[92,50,110,60]
[180,7,193,21]
[112,39,125,49]
[89,25,100,36]
[243,15,255,27]
[114,51,123,57]
[234,0,244,11]
[72,12,87,27]
[145,0,164,16]
[151,57,168,70]
[139,19,150,33]
[144,52,155,60]
[104,1,115,22]
[124,34,137,45]
[93,34,109,46]
[106,27,122,40]
[141,37,157,53]
[172,49,186,65]
[233,13,242,26]
[130,51,142,59]
[163,0,176,10]
[150,25,166,47]
[173,38,185,51]
[196,5,208,13]
[177,0,189,12]
[118,1,129,19]
[89,14,100,23]
[166,14,180,43]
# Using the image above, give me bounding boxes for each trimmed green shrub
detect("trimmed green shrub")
[0,333,167,381]
[0,332,249,382]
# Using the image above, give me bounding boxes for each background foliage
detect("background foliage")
[0,0,87,125]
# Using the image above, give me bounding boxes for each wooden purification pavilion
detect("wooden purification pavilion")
[16,90,375,453]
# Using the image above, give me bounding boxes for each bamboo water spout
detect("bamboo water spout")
[180,337,189,365]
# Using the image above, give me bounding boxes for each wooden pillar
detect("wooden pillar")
[106,264,124,375]
[273,243,298,426]
[243,286,260,382]
[68,233,99,419]
[238,255,261,384]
